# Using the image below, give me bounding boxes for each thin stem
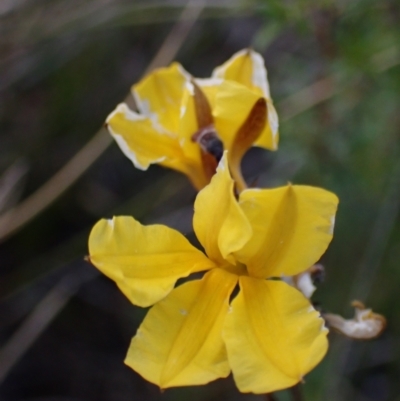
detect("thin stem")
[265,393,278,401]
[290,384,304,401]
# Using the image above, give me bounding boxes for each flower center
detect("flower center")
[192,125,223,162]
[221,262,248,277]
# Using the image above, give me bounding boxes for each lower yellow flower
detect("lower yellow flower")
[88,152,338,393]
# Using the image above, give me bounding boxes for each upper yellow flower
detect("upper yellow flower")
[106,49,279,191]
[88,152,338,394]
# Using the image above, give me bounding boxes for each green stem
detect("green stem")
[290,384,304,401]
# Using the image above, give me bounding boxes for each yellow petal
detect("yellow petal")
[125,268,238,388]
[178,83,202,160]
[88,216,215,307]
[133,62,189,133]
[254,98,279,150]
[195,78,221,110]
[107,104,207,190]
[106,103,181,170]
[212,49,270,97]
[212,49,279,150]
[130,62,210,189]
[223,277,328,394]
[236,185,338,278]
[213,80,264,152]
[193,152,252,265]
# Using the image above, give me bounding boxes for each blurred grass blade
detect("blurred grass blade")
[0,128,112,243]
[0,159,28,214]
[0,267,97,384]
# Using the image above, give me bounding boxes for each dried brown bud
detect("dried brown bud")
[324,301,386,340]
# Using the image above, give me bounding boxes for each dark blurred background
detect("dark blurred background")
[1,0,400,400]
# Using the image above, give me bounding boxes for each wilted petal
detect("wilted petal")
[107,103,208,190]
[125,268,237,388]
[223,277,328,394]
[191,79,214,129]
[236,185,338,278]
[107,104,183,170]
[228,97,267,191]
[324,301,386,340]
[195,78,221,110]
[193,152,252,265]
[133,62,190,133]
[178,81,218,186]
[88,216,215,307]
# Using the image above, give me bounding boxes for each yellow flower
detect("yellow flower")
[106,49,279,191]
[88,152,338,394]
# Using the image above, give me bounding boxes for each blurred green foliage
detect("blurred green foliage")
[0,0,399,400]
